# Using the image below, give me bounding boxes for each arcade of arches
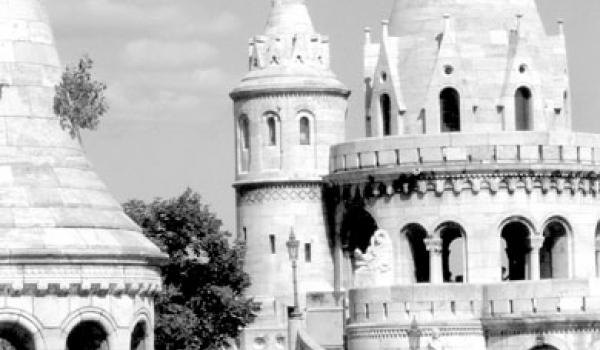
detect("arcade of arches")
[342,209,576,285]
[0,319,149,350]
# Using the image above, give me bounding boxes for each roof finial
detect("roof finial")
[364,27,372,44]
[516,13,523,32]
[557,18,565,36]
[381,20,389,38]
[443,13,451,33]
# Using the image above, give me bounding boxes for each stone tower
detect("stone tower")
[327,0,600,349]
[230,0,349,349]
[0,1,165,349]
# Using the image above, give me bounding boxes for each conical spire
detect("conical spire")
[0,0,165,264]
[265,0,314,36]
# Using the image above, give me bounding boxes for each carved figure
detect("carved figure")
[353,230,393,287]
[427,328,445,350]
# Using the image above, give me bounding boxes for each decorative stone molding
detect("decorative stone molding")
[239,183,323,204]
[0,264,162,297]
[331,171,600,202]
[346,325,484,341]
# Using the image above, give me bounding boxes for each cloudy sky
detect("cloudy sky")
[47,0,600,232]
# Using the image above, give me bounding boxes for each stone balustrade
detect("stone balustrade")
[348,279,600,324]
[330,132,600,174]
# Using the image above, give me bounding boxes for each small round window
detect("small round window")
[444,65,454,75]
[519,64,528,73]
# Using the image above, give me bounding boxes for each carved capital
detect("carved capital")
[530,236,545,250]
[424,237,443,254]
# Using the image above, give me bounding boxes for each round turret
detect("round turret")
[231,1,349,350]
[336,1,600,350]
[0,1,165,349]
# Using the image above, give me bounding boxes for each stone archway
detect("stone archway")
[66,321,109,350]
[530,345,559,350]
[501,220,533,281]
[0,322,36,350]
[131,321,148,350]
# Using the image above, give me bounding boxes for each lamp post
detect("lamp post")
[286,228,302,350]
[286,228,301,316]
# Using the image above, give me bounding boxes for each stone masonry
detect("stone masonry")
[234,1,600,350]
[0,1,166,349]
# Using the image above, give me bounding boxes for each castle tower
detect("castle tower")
[230,0,349,349]
[328,0,600,349]
[0,1,165,349]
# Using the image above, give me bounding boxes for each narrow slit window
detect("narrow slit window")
[269,234,276,254]
[267,116,277,146]
[239,116,250,150]
[305,243,312,262]
[243,227,247,241]
[380,94,392,136]
[299,117,311,145]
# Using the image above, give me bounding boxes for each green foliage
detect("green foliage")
[54,55,108,141]
[123,189,257,350]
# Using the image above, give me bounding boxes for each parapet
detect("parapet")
[330,132,600,175]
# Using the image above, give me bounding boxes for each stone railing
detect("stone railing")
[348,279,600,323]
[330,132,600,174]
[296,329,326,350]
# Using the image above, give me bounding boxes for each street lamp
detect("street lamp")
[286,228,301,316]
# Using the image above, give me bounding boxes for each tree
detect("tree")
[54,55,108,142]
[123,189,257,350]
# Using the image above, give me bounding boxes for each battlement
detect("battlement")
[330,132,600,175]
[349,279,600,324]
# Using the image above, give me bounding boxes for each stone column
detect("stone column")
[425,237,444,284]
[530,236,545,281]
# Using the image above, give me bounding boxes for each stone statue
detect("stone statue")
[427,328,445,350]
[353,230,393,288]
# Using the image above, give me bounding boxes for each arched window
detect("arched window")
[239,115,250,150]
[530,346,558,350]
[67,321,108,350]
[515,87,532,131]
[299,116,311,145]
[596,223,600,277]
[0,323,35,350]
[402,224,429,283]
[380,94,392,136]
[238,115,250,173]
[563,90,569,117]
[440,88,460,132]
[501,221,532,281]
[439,223,466,283]
[540,220,570,279]
[131,321,148,350]
[341,206,378,253]
[267,116,277,146]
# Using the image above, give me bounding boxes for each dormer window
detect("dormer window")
[515,87,532,131]
[380,94,392,136]
[440,88,460,132]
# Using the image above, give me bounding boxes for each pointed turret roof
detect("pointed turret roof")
[265,0,314,36]
[0,0,165,264]
[231,0,348,98]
